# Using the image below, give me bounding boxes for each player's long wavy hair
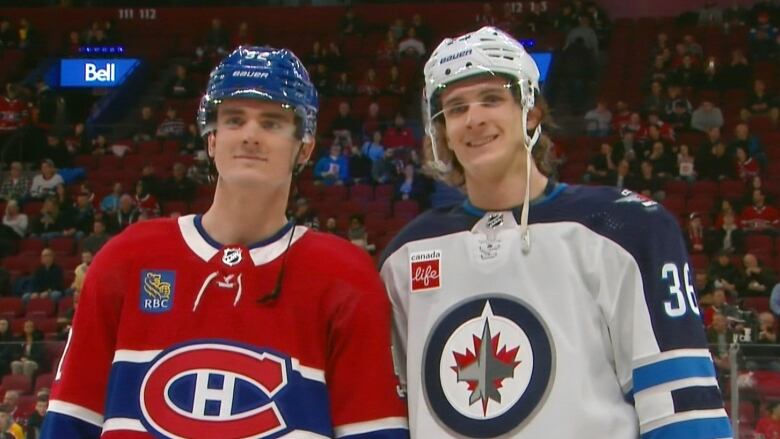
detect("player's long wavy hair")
[422,91,555,189]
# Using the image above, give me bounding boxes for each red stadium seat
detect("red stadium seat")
[374,184,394,200]
[34,373,55,394]
[1,374,31,394]
[48,237,75,255]
[26,298,55,318]
[136,140,161,155]
[0,298,23,319]
[745,234,773,254]
[349,184,373,203]
[18,238,45,256]
[742,297,769,314]
[57,297,73,317]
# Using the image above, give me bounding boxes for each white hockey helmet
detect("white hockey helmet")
[423,27,542,253]
[423,26,541,163]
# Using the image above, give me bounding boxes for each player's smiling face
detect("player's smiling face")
[209,99,312,187]
[440,76,526,180]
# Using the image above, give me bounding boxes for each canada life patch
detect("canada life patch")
[140,342,290,439]
[409,250,441,292]
[140,271,175,313]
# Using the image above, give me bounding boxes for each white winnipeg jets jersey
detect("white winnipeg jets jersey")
[380,183,732,439]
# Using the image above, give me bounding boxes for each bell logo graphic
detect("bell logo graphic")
[85,63,115,82]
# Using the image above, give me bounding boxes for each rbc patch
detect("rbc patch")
[140,270,175,313]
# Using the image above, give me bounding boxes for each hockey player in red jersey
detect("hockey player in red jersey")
[42,46,408,439]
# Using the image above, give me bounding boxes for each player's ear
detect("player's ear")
[526,106,543,131]
[207,132,216,159]
[296,135,316,166]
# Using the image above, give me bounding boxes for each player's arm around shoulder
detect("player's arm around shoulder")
[601,193,732,438]
[41,227,138,439]
[317,236,409,438]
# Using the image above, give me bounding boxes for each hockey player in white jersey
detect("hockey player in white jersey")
[379,26,733,438]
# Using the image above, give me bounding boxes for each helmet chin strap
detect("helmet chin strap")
[520,106,541,255]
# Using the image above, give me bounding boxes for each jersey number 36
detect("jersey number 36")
[662,262,700,318]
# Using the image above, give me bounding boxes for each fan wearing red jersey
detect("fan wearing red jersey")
[42,46,408,439]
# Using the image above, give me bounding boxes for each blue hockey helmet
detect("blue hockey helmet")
[197,46,318,141]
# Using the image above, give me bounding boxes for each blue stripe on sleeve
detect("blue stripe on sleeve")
[641,416,732,439]
[633,356,716,393]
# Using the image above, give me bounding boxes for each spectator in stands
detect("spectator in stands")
[163,162,196,203]
[719,48,750,89]
[25,248,64,302]
[409,13,432,46]
[30,196,72,240]
[698,141,733,181]
[476,2,497,26]
[156,107,186,140]
[397,163,429,205]
[182,123,205,155]
[0,392,18,425]
[82,220,109,255]
[10,320,44,380]
[741,189,779,234]
[199,18,229,59]
[677,144,696,181]
[631,160,664,201]
[671,55,703,91]
[690,100,724,133]
[114,194,139,233]
[347,214,373,252]
[565,15,599,54]
[29,159,63,200]
[139,164,161,197]
[132,106,156,143]
[558,37,596,114]
[71,188,94,237]
[583,142,616,184]
[702,288,736,327]
[706,313,732,387]
[0,406,22,439]
[186,152,210,185]
[134,180,160,219]
[685,213,706,254]
[324,41,345,72]
[642,81,666,114]
[647,141,674,179]
[611,101,631,133]
[757,311,778,344]
[330,101,360,145]
[332,71,355,98]
[663,84,691,121]
[0,200,23,253]
[357,69,382,97]
[314,144,349,186]
[339,6,363,36]
[0,20,16,49]
[230,21,253,48]
[306,41,326,68]
[377,30,398,63]
[749,11,779,61]
[554,3,579,33]
[289,197,319,231]
[707,250,741,297]
[709,207,743,255]
[88,134,109,156]
[730,122,766,169]
[647,54,670,85]
[323,217,339,236]
[584,101,611,137]
[734,146,760,182]
[698,56,721,91]
[698,0,723,26]
[373,148,400,185]
[362,131,385,164]
[608,159,632,189]
[0,320,15,377]
[740,253,776,298]
[384,65,406,97]
[383,113,416,151]
[25,395,47,439]
[166,64,196,99]
[398,28,425,58]
[70,250,92,295]
[100,182,123,214]
[756,402,780,439]
[361,103,382,140]
[741,79,779,125]
[347,144,372,184]
[0,162,29,202]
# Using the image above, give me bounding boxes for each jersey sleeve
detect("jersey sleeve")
[379,250,409,398]
[326,246,409,439]
[41,234,129,438]
[601,206,732,439]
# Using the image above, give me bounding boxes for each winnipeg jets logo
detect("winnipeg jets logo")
[615,189,657,208]
[221,248,242,267]
[452,311,521,415]
[424,296,554,437]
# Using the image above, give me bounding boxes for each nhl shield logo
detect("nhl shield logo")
[221,248,242,267]
[423,296,554,438]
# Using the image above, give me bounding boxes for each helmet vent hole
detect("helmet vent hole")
[445,68,451,75]
[465,62,472,67]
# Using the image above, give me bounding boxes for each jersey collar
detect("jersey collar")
[462,180,566,218]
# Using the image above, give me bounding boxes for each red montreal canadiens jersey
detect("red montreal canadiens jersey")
[42,215,408,439]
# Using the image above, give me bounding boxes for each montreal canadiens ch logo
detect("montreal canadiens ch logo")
[140,342,289,439]
[423,296,554,438]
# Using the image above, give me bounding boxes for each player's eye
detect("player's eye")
[261,119,283,130]
[443,103,468,118]
[481,94,505,106]
[224,116,244,127]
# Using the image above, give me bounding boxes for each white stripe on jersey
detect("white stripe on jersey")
[48,400,104,427]
[334,416,409,437]
[639,408,728,435]
[111,349,327,382]
[278,431,331,438]
[291,358,326,383]
[633,348,714,368]
[112,349,162,363]
[102,417,146,433]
